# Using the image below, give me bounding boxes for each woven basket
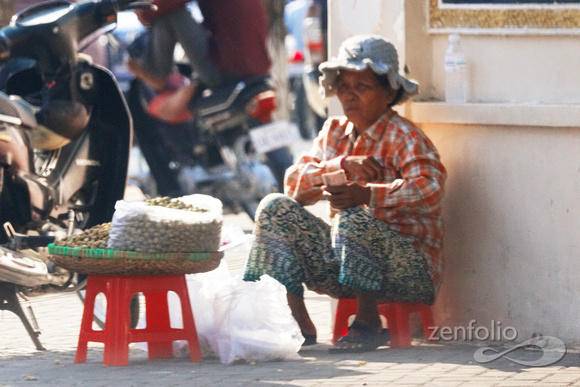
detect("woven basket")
[47,244,223,276]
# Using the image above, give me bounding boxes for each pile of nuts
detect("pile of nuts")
[108,197,222,253]
[108,215,221,253]
[54,222,111,250]
[146,196,208,213]
[53,197,222,253]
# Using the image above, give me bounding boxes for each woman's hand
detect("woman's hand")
[342,156,383,181]
[323,182,371,209]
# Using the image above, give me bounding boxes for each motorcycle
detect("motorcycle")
[113,13,296,218]
[0,0,146,350]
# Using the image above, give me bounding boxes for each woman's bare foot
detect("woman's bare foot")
[126,58,167,92]
[287,292,317,341]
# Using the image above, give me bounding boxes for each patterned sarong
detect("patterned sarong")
[243,194,434,304]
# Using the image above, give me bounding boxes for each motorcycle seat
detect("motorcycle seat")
[190,75,272,119]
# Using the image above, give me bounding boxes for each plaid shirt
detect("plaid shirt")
[285,109,447,289]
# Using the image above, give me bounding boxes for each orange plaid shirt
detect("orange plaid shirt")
[285,109,447,289]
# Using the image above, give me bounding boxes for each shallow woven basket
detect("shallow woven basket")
[47,244,223,276]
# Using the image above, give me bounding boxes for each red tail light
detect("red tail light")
[245,90,277,123]
[289,49,304,63]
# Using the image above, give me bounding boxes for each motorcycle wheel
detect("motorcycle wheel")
[77,289,141,329]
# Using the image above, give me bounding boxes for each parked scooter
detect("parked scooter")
[0,0,146,349]
[116,19,296,218]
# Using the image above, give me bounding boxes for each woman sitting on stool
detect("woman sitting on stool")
[243,35,447,353]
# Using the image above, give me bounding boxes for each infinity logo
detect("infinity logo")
[473,336,566,367]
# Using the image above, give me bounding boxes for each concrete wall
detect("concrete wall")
[328,0,580,345]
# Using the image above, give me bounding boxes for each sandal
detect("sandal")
[329,321,390,353]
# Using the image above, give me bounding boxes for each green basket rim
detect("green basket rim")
[47,243,220,262]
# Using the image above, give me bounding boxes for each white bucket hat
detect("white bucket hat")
[319,35,419,103]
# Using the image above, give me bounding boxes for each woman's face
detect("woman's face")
[335,68,395,133]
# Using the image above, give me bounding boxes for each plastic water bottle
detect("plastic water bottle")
[444,34,467,104]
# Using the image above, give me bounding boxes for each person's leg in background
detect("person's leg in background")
[265,147,294,192]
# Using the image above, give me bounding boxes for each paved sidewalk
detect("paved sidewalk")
[1,211,579,386]
[1,288,579,387]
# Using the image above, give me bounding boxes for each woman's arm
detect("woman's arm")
[368,135,446,213]
[285,119,348,204]
[323,121,446,212]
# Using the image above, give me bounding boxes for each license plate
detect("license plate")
[249,120,299,154]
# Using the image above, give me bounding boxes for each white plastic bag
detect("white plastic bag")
[186,261,237,358]
[164,259,303,364]
[218,274,304,364]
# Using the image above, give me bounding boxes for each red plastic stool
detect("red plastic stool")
[75,274,201,366]
[332,299,437,348]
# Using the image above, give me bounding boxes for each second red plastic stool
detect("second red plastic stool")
[332,299,437,348]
